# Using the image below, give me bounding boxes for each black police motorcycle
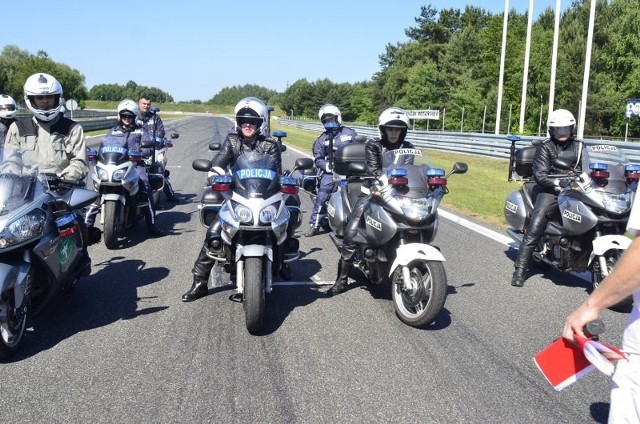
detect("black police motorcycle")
[192,131,312,334]
[504,136,638,311]
[327,143,468,328]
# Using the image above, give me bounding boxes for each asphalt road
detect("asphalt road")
[2,116,630,423]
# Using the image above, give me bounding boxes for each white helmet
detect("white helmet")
[234,97,268,135]
[117,98,139,118]
[318,104,342,127]
[23,73,63,122]
[378,107,410,140]
[547,108,576,140]
[0,94,17,119]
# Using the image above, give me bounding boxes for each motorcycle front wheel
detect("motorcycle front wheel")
[0,288,28,359]
[391,260,447,328]
[243,257,265,334]
[593,250,633,313]
[103,200,119,249]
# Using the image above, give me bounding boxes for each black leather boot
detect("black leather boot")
[182,276,209,302]
[511,267,526,287]
[147,222,165,237]
[327,260,353,296]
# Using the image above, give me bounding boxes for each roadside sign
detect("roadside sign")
[406,109,440,120]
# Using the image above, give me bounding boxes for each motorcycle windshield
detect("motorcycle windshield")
[0,173,45,216]
[382,149,430,198]
[98,145,129,165]
[582,145,630,193]
[382,148,421,168]
[232,151,280,198]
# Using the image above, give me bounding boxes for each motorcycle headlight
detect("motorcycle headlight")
[0,208,47,249]
[97,168,109,181]
[113,169,126,181]
[156,152,165,163]
[400,197,432,221]
[259,205,278,224]
[602,191,632,215]
[233,203,253,224]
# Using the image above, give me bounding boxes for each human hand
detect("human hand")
[562,304,601,343]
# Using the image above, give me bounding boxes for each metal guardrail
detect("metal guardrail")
[276,119,640,163]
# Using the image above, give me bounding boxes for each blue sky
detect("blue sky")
[6,0,563,101]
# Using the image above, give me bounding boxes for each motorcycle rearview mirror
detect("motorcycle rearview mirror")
[209,142,221,151]
[280,144,287,152]
[192,159,212,172]
[170,133,179,139]
[150,106,160,113]
[451,162,468,174]
[294,158,314,172]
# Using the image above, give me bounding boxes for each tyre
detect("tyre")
[0,288,28,359]
[592,250,633,313]
[243,256,265,334]
[103,200,119,249]
[391,260,447,328]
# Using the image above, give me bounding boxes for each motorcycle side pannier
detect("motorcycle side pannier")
[334,143,367,176]
[515,146,536,178]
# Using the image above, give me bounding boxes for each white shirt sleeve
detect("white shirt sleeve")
[626,192,640,236]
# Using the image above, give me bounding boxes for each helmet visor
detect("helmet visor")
[553,126,572,138]
[321,114,337,124]
[0,105,16,111]
[237,117,260,126]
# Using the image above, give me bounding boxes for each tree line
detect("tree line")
[2,0,640,137]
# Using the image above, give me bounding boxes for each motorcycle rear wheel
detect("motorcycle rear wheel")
[103,200,119,249]
[391,260,447,328]
[592,250,633,313]
[243,257,265,334]
[0,289,27,359]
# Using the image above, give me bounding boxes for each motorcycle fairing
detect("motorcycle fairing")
[557,196,598,235]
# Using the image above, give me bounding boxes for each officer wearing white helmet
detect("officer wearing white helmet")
[1,73,88,182]
[510,108,584,287]
[84,99,164,239]
[182,97,286,302]
[305,103,358,237]
[327,107,414,296]
[0,94,18,159]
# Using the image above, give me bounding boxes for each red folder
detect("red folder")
[534,336,627,391]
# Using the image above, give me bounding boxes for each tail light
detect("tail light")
[590,162,609,187]
[426,168,447,187]
[129,150,142,163]
[280,176,299,194]
[165,142,173,148]
[625,164,640,184]
[387,168,408,186]
[212,175,232,192]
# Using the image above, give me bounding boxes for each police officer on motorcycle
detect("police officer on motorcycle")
[1,73,92,263]
[182,97,284,302]
[510,109,584,287]
[85,99,164,237]
[136,96,179,203]
[0,94,17,155]
[327,107,414,296]
[305,104,358,237]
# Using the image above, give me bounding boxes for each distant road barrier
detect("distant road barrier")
[276,118,640,163]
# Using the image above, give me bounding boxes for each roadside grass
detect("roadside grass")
[272,120,514,229]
